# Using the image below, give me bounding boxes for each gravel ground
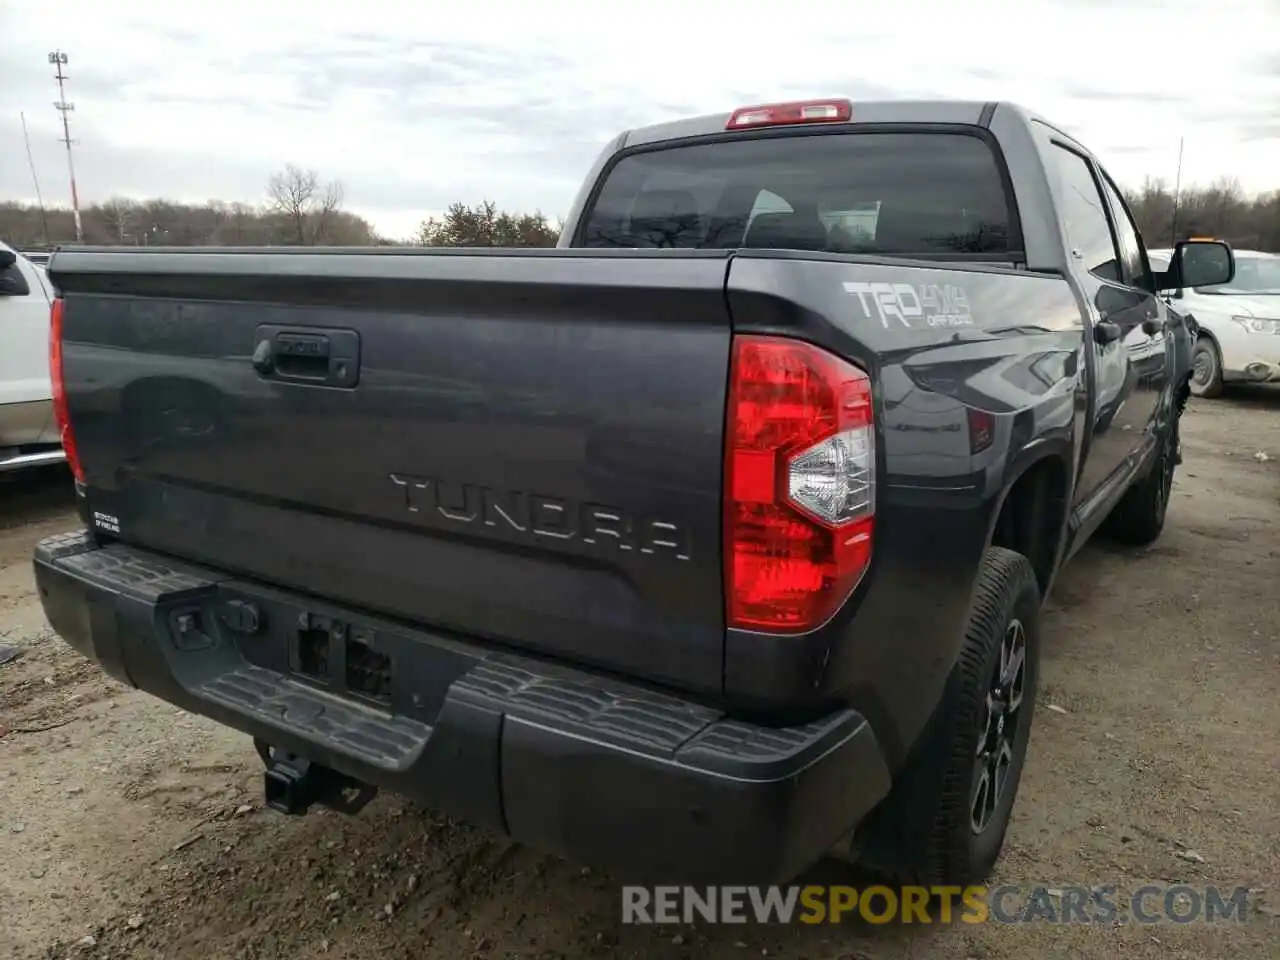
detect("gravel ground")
[1,390,1277,960]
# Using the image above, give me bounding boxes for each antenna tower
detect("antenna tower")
[49,50,83,243]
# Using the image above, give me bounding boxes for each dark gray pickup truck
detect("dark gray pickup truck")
[38,98,1233,887]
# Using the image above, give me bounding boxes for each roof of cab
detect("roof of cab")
[620,99,1045,148]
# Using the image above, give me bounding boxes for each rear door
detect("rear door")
[57,251,733,694]
[1047,143,1162,507]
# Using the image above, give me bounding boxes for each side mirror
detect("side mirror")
[0,274,29,296]
[1155,239,1235,291]
[0,249,31,296]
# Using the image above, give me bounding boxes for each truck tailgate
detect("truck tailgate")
[51,249,732,693]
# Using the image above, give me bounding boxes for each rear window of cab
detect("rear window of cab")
[580,131,1015,258]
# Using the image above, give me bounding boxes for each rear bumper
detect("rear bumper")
[34,532,891,883]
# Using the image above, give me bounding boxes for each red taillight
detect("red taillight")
[725,335,875,633]
[49,298,84,483]
[726,98,852,130]
[967,408,996,455]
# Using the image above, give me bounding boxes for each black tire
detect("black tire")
[1103,416,1177,546]
[855,547,1041,886]
[1189,336,1224,399]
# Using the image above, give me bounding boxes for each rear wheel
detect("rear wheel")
[1189,337,1224,398]
[854,547,1041,886]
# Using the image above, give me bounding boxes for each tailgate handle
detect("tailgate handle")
[252,326,361,388]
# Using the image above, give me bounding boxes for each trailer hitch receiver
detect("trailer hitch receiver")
[255,741,378,816]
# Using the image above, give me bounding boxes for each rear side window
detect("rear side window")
[0,256,32,297]
[579,132,1015,257]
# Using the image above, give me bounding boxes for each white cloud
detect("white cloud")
[2,0,1277,239]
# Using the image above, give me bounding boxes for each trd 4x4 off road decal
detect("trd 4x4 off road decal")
[843,281,974,329]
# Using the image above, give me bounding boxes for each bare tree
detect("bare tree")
[98,196,137,243]
[312,180,344,245]
[267,164,317,244]
[266,164,346,245]
[209,201,257,245]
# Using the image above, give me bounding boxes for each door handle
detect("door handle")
[252,325,361,387]
[1093,320,1123,345]
[251,338,275,374]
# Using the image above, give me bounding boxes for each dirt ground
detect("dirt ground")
[1,391,1277,960]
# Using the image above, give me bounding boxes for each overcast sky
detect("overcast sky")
[3,0,1278,240]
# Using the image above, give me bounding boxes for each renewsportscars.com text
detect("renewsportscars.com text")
[621,884,1252,925]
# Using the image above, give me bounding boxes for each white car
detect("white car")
[1148,247,1280,397]
[0,241,65,472]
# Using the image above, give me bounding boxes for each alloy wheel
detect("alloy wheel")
[971,618,1028,834]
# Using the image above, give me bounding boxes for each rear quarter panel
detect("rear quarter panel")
[725,253,1084,761]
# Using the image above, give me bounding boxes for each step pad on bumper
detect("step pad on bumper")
[456,661,719,755]
[52,534,218,600]
[199,665,429,771]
